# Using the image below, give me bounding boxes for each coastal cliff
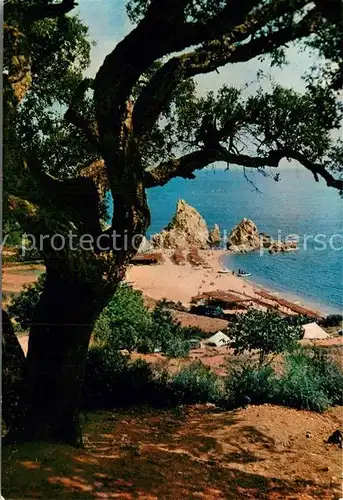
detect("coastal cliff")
[227,218,298,253]
[152,199,209,249]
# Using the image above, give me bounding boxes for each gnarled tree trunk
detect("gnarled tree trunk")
[2,309,26,433]
[5,262,118,447]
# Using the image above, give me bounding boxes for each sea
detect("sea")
[143,166,343,315]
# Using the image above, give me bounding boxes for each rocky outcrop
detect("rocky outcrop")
[226,218,298,254]
[137,236,153,253]
[208,224,221,247]
[266,240,298,254]
[152,200,209,249]
[226,218,260,252]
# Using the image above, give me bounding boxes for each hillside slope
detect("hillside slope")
[3,404,342,499]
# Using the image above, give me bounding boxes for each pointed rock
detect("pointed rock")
[152,200,209,249]
[208,224,221,247]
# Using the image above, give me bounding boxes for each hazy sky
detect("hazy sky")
[76,0,317,95]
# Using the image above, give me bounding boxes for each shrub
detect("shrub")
[276,351,331,412]
[319,314,343,327]
[309,348,343,406]
[171,362,223,404]
[93,291,191,357]
[224,347,343,412]
[7,274,45,330]
[83,343,343,413]
[83,346,170,409]
[284,314,311,326]
[164,336,190,358]
[93,284,152,351]
[150,302,190,357]
[229,308,302,365]
[225,364,277,407]
[83,346,130,409]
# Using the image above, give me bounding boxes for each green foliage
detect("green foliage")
[320,314,342,327]
[229,309,302,365]
[150,302,190,358]
[284,314,311,327]
[94,291,191,357]
[302,348,343,406]
[11,12,95,180]
[7,273,45,330]
[172,362,223,404]
[225,364,277,407]
[127,0,227,24]
[225,347,343,412]
[83,340,342,413]
[83,345,174,409]
[276,350,332,412]
[83,346,130,409]
[93,284,152,352]
[246,85,341,161]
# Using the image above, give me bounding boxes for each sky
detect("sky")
[76,0,317,95]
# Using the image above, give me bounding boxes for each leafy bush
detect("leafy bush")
[284,314,311,326]
[306,348,343,406]
[7,274,45,330]
[171,362,223,404]
[319,314,342,327]
[276,350,331,412]
[225,364,277,407]
[83,346,172,409]
[94,290,191,357]
[83,346,130,409]
[93,284,152,351]
[151,302,190,357]
[229,309,303,365]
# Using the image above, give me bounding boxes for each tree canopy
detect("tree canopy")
[3,0,343,446]
[4,0,343,252]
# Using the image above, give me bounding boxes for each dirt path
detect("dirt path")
[3,404,342,499]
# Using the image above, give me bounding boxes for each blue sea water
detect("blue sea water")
[144,166,343,314]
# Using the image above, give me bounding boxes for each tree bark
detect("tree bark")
[2,309,26,432]
[7,266,111,447]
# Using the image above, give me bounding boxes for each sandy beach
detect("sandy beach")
[127,250,252,305]
[126,250,323,318]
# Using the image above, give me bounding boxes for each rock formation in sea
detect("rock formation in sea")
[226,218,260,252]
[208,224,221,247]
[226,218,298,253]
[152,199,209,249]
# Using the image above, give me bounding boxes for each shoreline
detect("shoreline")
[126,249,326,318]
[220,251,341,316]
[2,251,336,317]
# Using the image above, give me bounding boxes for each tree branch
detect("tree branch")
[23,0,78,22]
[132,58,184,138]
[144,146,343,191]
[144,149,223,187]
[131,0,312,140]
[65,108,100,149]
[183,6,320,77]
[65,79,100,150]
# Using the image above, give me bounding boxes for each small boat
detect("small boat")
[218,269,231,274]
[237,270,251,277]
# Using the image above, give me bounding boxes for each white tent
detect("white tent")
[302,322,329,340]
[204,331,230,347]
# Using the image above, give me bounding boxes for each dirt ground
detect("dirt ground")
[2,263,44,302]
[3,404,343,499]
